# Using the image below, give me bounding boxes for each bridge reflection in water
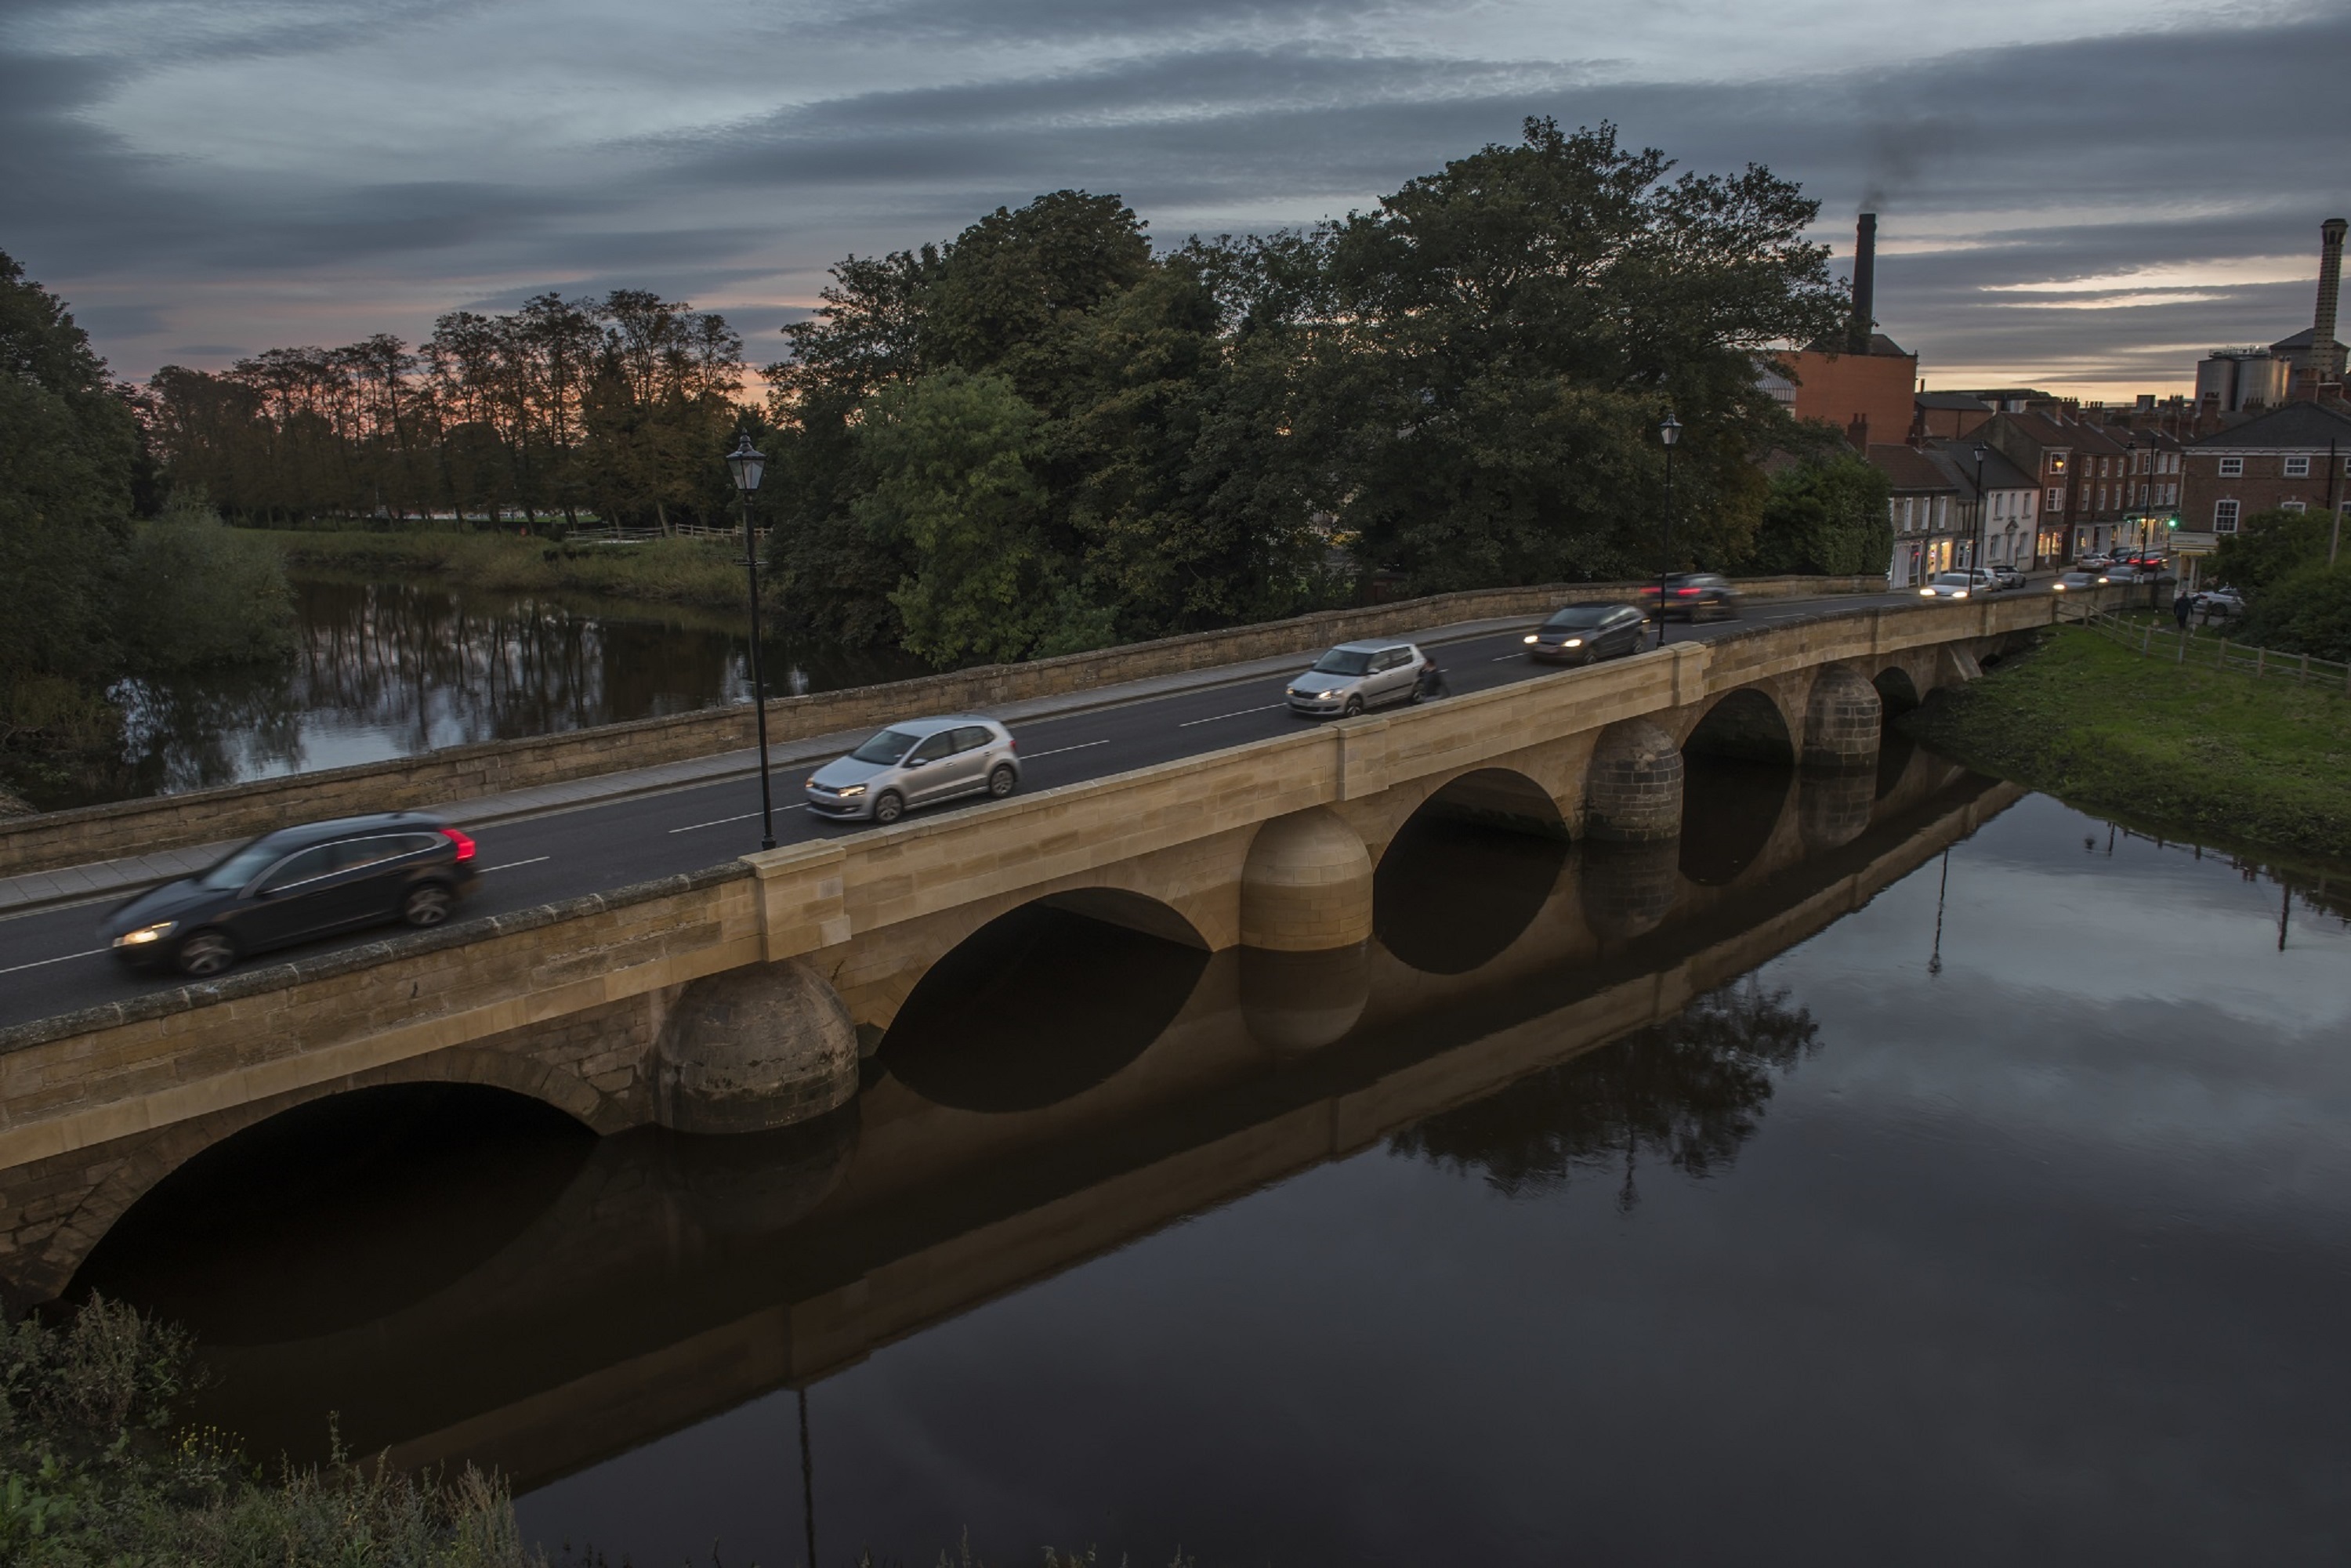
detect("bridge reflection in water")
[71,744,2021,1494]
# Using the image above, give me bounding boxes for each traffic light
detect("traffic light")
[2165,515,2179,530]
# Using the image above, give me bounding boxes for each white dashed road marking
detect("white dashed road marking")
[1179,704,1284,727]
[0,947,106,976]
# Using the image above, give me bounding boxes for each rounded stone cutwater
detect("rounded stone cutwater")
[1239,806,1374,952]
[1585,719,1685,842]
[1240,942,1371,1056]
[656,959,860,1135]
[1578,836,1683,945]
[1799,766,1877,853]
[1802,665,1884,772]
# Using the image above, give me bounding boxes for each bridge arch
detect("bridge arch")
[1678,686,1795,887]
[1873,665,1923,717]
[1374,769,1569,976]
[1802,664,1883,770]
[875,889,1211,1114]
[20,1049,612,1309]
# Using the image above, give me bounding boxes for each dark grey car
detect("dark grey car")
[1524,602,1646,664]
[102,812,480,977]
[804,716,1020,824]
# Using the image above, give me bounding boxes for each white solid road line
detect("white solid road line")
[0,947,107,976]
[1021,739,1111,759]
[1178,703,1284,727]
[480,856,551,872]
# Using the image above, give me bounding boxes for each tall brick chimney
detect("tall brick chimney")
[2316,217,2347,379]
[1849,212,1878,356]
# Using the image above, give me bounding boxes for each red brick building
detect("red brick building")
[2180,401,2351,539]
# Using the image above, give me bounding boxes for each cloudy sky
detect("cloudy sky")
[3,0,2345,400]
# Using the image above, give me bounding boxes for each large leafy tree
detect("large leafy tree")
[1321,118,1845,589]
[0,249,140,716]
[1751,451,1893,576]
[853,369,1060,664]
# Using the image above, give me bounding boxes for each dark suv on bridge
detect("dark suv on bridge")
[101,813,480,977]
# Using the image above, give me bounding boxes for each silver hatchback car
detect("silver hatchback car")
[1286,639,1433,718]
[804,715,1020,824]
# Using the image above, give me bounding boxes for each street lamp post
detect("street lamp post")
[726,433,777,851]
[1656,410,1681,649]
[1971,444,1989,579]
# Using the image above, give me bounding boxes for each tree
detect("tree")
[2210,506,2331,596]
[853,370,1060,664]
[1749,451,1893,575]
[0,249,139,736]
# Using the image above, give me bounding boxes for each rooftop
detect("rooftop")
[2188,400,2351,449]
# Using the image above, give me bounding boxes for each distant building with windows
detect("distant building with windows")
[2179,401,2351,543]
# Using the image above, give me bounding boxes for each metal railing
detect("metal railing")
[564,523,770,545]
[2056,601,2350,695]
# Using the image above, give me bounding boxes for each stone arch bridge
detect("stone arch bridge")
[0,596,2047,1303]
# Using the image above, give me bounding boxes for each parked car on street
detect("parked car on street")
[2190,587,2244,618]
[805,716,1020,825]
[1919,570,1993,599]
[103,813,480,977]
[1636,573,1741,622]
[1991,564,2027,591]
[1523,602,1647,664]
[1286,640,1433,717]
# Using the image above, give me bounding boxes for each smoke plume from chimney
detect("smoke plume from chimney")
[1849,213,1878,357]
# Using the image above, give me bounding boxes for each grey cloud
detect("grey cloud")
[3,3,2342,388]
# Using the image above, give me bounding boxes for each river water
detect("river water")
[67,761,2351,1563]
[73,576,929,809]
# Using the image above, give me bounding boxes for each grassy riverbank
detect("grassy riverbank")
[1899,627,2351,864]
[248,528,755,610]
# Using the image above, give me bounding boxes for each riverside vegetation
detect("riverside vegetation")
[1900,505,2351,865]
[1900,627,2351,863]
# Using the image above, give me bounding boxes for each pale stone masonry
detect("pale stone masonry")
[0,591,2091,1303]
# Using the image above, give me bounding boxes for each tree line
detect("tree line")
[757,119,1884,662]
[144,291,745,531]
[136,119,1892,666]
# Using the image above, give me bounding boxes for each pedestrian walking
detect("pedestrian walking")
[2172,592,2193,632]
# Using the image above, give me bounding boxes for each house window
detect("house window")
[2219,456,2244,477]
[2280,500,2306,513]
[2046,487,2063,511]
[2284,455,2310,477]
[2214,499,2240,532]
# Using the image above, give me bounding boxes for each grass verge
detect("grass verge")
[1898,626,2351,865]
[247,528,755,610]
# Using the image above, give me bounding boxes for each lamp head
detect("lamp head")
[726,433,766,494]
[1658,410,1682,447]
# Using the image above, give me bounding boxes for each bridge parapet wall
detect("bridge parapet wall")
[0,574,1886,880]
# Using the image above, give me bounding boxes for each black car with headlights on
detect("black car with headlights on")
[102,812,480,977]
[1524,602,1646,664]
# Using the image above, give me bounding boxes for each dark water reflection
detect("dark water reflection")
[64,769,2351,1564]
[82,576,931,808]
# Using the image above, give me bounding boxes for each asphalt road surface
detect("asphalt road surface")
[0,586,2013,1029]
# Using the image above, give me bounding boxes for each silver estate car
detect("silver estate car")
[804,715,1020,825]
[1286,639,1432,718]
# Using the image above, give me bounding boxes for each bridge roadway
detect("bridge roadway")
[0,584,1965,1031]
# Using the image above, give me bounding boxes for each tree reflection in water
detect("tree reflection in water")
[1391,979,1819,1207]
[79,577,930,808]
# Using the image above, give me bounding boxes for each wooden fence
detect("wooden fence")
[2058,602,2350,695]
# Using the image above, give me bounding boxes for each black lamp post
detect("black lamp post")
[726,433,777,851]
[1656,409,1681,648]
[1971,443,1989,579]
